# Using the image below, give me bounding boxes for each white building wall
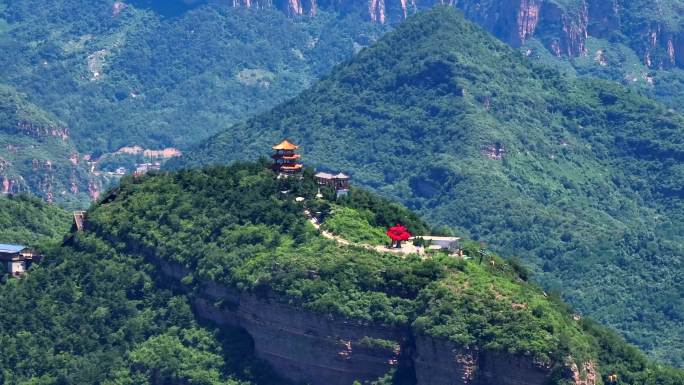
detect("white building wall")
[9,261,26,275]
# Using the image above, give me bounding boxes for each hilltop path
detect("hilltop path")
[307,217,424,256]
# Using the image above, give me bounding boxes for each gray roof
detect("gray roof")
[316,172,349,180]
[315,172,334,179]
[0,244,28,253]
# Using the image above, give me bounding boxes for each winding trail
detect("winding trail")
[308,217,425,257]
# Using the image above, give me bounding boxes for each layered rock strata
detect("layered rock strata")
[160,259,404,384]
[156,258,578,385]
[413,335,551,385]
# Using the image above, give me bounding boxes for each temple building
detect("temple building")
[315,172,350,197]
[272,140,303,174]
[0,244,39,277]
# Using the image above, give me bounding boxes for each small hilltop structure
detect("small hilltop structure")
[271,140,303,175]
[73,211,87,232]
[315,172,350,197]
[413,236,461,254]
[0,244,40,277]
[270,140,352,196]
[385,225,462,256]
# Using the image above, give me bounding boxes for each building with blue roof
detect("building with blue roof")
[0,243,39,277]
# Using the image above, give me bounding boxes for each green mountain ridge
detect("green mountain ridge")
[0,194,71,247]
[2,161,682,384]
[173,7,684,366]
[3,0,684,155]
[3,0,684,209]
[0,185,282,385]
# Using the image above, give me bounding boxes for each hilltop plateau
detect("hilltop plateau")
[2,161,683,384]
[174,7,684,366]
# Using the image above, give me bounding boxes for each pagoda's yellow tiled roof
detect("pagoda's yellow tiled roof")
[272,140,299,150]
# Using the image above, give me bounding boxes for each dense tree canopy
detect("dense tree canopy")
[0,194,71,245]
[82,162,683,383]
[174,7,684,366]
[0,161,681,384]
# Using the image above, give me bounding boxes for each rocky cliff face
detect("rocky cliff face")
[413,335,552,385]
[184,276,400,384]
[159,259,404,385]
[0,84,108,205]
[217,0,683,68]
[0,123,105,204]
[157,258,588,385]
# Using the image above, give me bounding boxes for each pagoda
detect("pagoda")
[272,139,303,174]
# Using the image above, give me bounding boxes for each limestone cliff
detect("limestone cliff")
[159,258,404,385]
[218,0,683,67]
[156,258,589,385]
[414,336,566,385]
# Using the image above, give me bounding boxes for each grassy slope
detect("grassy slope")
[174,7,684,366]
[322,205,389,245]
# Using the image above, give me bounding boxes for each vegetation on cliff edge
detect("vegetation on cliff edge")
[81,162,684,383]
[173,7,684,366]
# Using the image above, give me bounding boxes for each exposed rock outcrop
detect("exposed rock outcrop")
[155,258,586,385]
[229,0,318,16]
[220,0,684,68]
[159,258,403,385]
[414,335,551,385]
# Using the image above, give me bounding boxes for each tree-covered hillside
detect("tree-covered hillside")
[1,161,682,384]
[0,195,71,246]
[0,236,286,384]
[174,7,684,367]
[0,167,285,384]
[3,0,683,158]
[3,0,684,209]
[0,0,384,154]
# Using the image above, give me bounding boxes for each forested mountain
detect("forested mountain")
[2,0,684,206]
[0,232,281,384]
[174,7,684,367]
[0,0,384,204]
[2,161,682,384]
[0,0,383,154]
